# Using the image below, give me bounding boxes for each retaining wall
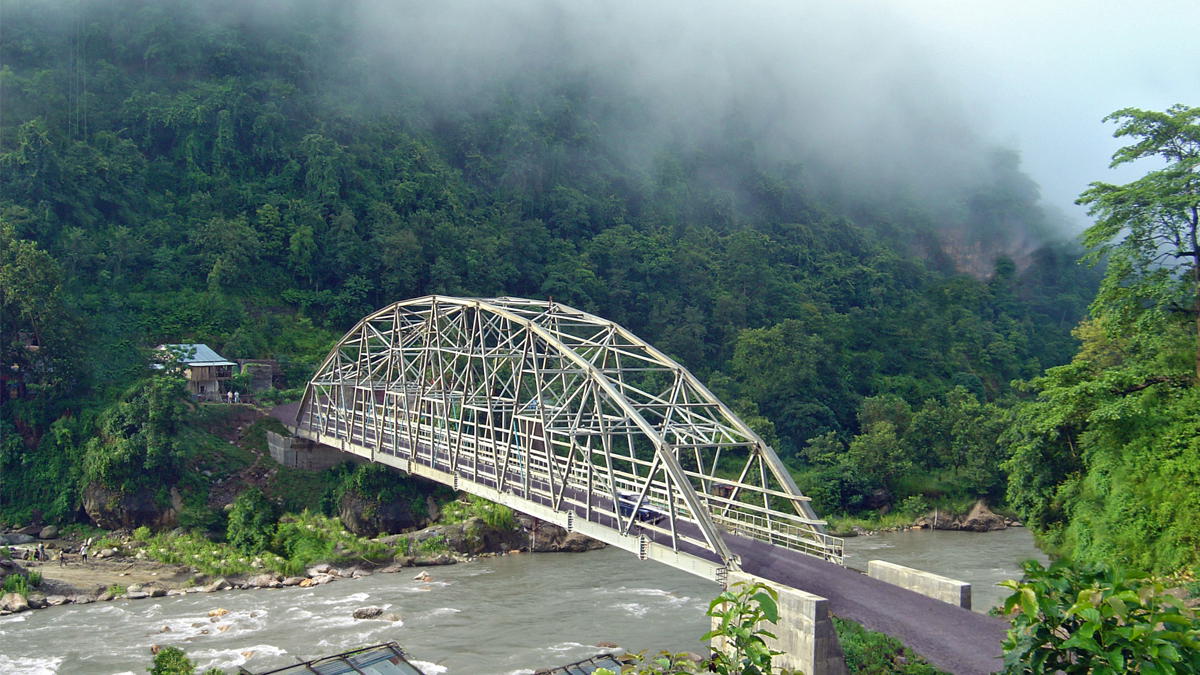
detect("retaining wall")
[867,560,971,609]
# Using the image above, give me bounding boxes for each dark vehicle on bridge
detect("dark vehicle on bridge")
[617,490,668,524]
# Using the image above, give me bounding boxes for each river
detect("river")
[0,528,1047,675]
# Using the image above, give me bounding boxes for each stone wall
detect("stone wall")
[267,432,359,471]
[867,560,971,609]
[714,570,848,675]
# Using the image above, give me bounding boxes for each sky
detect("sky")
[885,0,1200,227]
[355,0,1200,234]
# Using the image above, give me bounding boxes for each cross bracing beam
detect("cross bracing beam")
[293,296,844,581]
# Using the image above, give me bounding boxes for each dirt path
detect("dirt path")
[23,554,194,596]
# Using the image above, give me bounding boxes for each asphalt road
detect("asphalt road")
[728,534,1008,675]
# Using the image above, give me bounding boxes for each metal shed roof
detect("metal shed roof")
[158,344,237,367]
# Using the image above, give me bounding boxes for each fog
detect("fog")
[328,0,1198,238]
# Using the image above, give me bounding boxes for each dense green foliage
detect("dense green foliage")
[225,487,277,554]
[324,462,431,520]
[147,646,222,675]
[999,561,1200,674]
[1004,106,1200,572]
[144,509,392,577]
[82,376,188,493]
[1,0,1099,528]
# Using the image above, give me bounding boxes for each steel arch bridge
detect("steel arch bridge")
[290,296,843,581]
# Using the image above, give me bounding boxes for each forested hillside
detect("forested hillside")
[1,1,1115,555]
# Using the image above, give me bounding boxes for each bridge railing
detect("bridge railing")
[712,509,845,565]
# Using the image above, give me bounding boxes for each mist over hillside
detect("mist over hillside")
[343,1,1073,265]
[0,0,1067,275]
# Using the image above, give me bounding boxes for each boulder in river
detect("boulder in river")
[1,592,29,613]
[38,526,58,540]
[247,574,280,588]
[521,518,605,553]
[353,606,383,620]
[960,501,1007,532]
[914,500,1008,532]
[381,612,401,622]
[282,576,306,587]
[205,579,232,593]
[45,595,67,606]
[0,534,35,545]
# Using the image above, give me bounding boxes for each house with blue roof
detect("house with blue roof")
[157,344,236,401]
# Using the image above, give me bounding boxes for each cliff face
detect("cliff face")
[82,484,183,531]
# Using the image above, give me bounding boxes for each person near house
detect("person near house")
[233,390,240,403]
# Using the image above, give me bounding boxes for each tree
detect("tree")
[83,377,189,494]
[1078,104,1200,383]
[226,488,278,554]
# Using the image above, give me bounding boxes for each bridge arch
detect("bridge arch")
[292,296,842,579]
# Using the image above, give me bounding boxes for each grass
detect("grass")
[835,618,949,675]
[140,510,393,577]
[440,495,516,530]
[826,512,919,536]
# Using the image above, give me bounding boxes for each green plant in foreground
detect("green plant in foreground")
[2,573,30,597]
[147,645,222,675]
[1000,560,1200,674]
[702,580,791,675]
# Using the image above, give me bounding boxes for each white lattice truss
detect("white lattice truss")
[294,296,843,578]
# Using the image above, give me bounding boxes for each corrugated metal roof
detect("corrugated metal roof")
[158,344,237,367]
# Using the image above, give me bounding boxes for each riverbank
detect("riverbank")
[1,512,602,617]
[828,499,1022,537]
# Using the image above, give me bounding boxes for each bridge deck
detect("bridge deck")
[728,534,1007,675]
[270,402,1006,675]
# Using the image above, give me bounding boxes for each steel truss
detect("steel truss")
[293,296,843,580]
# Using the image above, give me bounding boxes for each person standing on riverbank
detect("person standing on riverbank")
[80,544,88,564]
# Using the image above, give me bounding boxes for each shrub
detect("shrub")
[999,560,1200,674]
[226,488,278,555]
[702,580,791,675]
[147,646,224,675]
[149,647,195,675]
[2,573,29,596]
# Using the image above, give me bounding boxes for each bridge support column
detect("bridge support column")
[714,571,848,675]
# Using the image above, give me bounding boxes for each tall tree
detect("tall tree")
[1078,104,1200,383]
